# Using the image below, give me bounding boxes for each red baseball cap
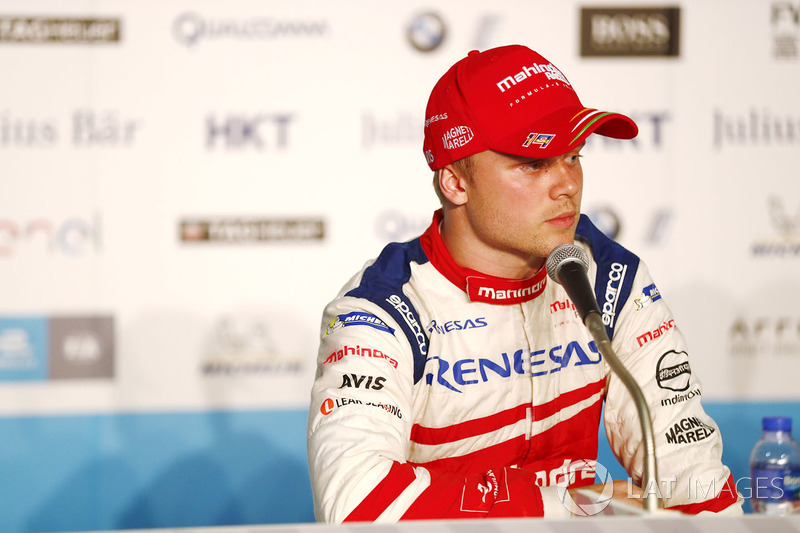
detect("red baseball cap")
[422,45,638,170]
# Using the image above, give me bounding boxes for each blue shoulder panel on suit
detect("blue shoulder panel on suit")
[346,238,430,384]
[576,214,641,340]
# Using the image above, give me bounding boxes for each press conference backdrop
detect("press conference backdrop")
[1,0,799,531]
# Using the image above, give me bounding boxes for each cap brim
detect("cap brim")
[488,107,638,159]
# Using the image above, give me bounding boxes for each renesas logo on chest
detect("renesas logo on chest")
[425,341,601,393]
[427,317,487,335]
[496,62,570,93]
[385,294,427,356]
[601,263,627,327]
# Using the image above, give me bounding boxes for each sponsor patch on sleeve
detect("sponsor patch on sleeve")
[634,283,661,310]
[324,312,395,337]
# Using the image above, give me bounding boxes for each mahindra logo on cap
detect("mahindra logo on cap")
[495,62,570,93]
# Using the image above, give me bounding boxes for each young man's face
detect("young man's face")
[458,143,585,268]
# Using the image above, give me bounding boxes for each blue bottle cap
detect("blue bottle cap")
[763,416,792,432]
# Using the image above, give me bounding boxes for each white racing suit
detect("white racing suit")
[307,211,742,521]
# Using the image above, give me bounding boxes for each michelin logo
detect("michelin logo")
[324,312,394,337]
[634,283,661,310]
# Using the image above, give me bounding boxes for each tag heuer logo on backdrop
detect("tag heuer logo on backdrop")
[0,17,121,44]
[580,7,681,57]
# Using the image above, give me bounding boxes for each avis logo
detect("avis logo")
[338,373,385,390]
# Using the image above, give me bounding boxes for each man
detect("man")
[307,44,742,521]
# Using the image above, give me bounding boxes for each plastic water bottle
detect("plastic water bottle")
[749,416,800,515]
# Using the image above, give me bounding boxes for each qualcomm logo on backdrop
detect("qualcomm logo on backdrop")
[172,13,328,47]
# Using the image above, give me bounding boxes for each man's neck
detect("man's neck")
[439,210,545,280]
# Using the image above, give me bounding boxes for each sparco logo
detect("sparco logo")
[656,350,691,391]
[580,7,681,57]
[385,294,427,356]
[601,263,626,327]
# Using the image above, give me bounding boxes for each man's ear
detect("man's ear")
[438,165,469,206]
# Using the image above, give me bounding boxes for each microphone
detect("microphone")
[546,243,663,512]
[545,243,599,323]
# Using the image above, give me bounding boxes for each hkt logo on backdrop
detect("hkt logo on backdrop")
[750,197,800,257]
[728,315,800,357]
[0,315,115,382]
[0,16,120,44]
[206,113,294,151]
[173,13,328,47]
[0,214,102,258]
[0,110,141,148]
[202,314,304,375]
[180,217,324,243]
[771,2,800,59]
[713,109,800,149]
[579,6,681,57]
[582,111,671,151]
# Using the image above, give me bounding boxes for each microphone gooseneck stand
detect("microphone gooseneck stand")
[583,311,663,513]
[546,243,663,513]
